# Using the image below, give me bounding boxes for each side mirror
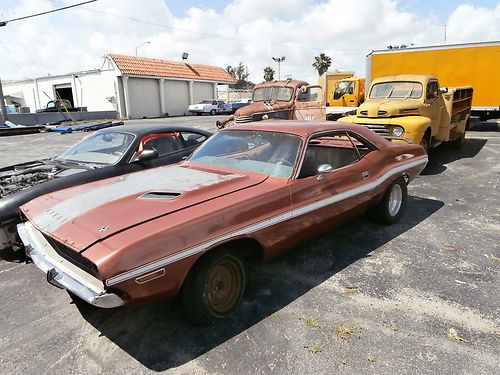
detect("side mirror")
[136,147,159,162]
[439,87,448,94]
[316,164,333,180]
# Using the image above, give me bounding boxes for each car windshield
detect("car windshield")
[190,130,302,178]
[369,81,423,99]
[56,131,135,165]
[253,86,294,102]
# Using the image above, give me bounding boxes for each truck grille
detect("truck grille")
[364,124,390,135]
[43,234,99,278]
[234,115,253,124]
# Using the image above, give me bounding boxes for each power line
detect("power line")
[0,0,99,27]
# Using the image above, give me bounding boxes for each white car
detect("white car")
[188,100,228,115]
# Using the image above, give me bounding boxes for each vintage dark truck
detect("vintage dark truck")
[216,80,326,128]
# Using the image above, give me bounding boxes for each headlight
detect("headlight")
[391,126,404,137]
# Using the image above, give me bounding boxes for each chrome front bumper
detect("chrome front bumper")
[17,222,124,308]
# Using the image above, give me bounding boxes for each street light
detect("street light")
[272,56,286,80]
[135,41,150,57]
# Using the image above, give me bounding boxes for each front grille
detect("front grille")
[43,234,99,278]
[234,115,253,124]
[365,124,390,135]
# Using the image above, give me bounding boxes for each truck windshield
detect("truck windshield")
[370,81,423,99]
[334,81,355,100]
[253,86,294,102]
[190,130,302,178]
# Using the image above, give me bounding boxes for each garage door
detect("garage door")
[193,82,214,104]
[128,78,161,118]
[164,80,189,116]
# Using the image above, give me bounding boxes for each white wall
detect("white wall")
[2,70,118,113]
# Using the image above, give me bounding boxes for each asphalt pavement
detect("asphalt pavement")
[0,116,498,374]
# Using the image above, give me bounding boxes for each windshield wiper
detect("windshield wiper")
[385,88,394,98]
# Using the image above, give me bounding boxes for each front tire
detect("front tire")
[369,177,407,225]
[182,249,246,325]
[210,109,216,115]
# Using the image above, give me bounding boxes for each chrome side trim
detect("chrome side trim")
[17,222,124,308]
[105,156,428,287]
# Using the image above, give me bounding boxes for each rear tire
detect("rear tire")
[369,177,407,225]
[182,249,246,326]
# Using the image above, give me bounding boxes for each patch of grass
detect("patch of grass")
[448,328,467,343]
[343,287,358,294]
[300,317,320,328]
[304,345,323,354]
[336,324,355,340]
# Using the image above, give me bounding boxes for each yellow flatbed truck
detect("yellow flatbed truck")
[366,41,499,120]
[339,74,473,151]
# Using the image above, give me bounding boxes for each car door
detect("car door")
[423,80,443,134]
[294,85,326,121]
[287,131,378,236]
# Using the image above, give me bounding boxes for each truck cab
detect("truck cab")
[216,80,325,128]
[338,74,473,151]
[331,77,365,107]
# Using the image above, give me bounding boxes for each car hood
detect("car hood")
[235,101,292,117]
[357,98,423,117]
[21,164,268,251]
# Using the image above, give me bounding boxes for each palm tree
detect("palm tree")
[312,53,332,76]
[263,66,275,81]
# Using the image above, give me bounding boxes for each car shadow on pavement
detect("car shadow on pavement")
[422,137,487,175]
[76,195,444,371]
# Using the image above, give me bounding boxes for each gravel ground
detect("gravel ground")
[0,116,498,375]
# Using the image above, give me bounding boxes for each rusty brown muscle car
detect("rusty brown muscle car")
[17,121,427,325]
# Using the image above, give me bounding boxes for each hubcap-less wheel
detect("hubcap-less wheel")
[207,259,243,313]
[388,184,403,217]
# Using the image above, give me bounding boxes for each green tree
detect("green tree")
[312,53,332,76]
[227,62,253,89]
[263,66,275,81]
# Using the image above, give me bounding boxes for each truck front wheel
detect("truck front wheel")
[419,131,431,153]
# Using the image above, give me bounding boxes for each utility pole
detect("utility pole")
[0,77,7,124]
[444,24,447,44]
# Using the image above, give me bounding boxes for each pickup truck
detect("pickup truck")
[188,100,230,115]
[338,74,473,151]
[36,99,81,113]
[216,80,325,128]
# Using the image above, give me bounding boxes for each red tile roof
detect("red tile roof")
[110,54,236,84]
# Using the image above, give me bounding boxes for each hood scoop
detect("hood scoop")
[139,191,181,200]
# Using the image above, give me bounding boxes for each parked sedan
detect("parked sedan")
[17,121,427,325]
[0,124,211,250]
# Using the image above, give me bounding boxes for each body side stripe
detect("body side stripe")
[105,156,427,286]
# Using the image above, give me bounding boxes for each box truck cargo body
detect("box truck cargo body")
[366,41,500,120]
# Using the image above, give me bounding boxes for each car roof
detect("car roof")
[96,123,212,137]
[225,120,384,140]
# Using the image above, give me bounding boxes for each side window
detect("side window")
[297,87,323,102]
[181,132,207,147]
[426,81,439,100]
[144,135,183,157]
[298,131,372,178]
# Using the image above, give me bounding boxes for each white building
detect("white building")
[3,54,236,119]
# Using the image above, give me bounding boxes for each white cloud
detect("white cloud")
[0,0,498,83]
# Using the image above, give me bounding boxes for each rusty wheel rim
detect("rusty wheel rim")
[207,258,242,314]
